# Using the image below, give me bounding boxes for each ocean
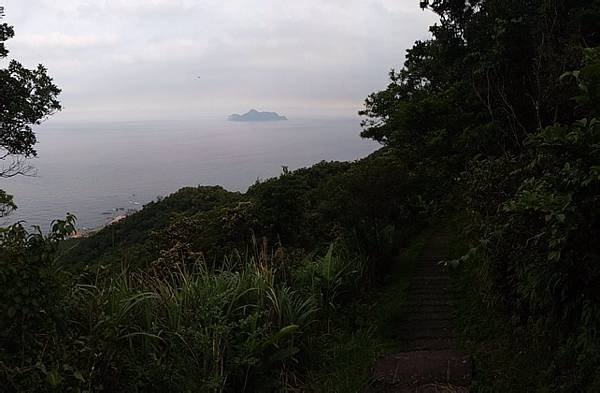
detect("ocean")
[2,117,380,231]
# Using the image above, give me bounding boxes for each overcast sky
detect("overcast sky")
[1,0,437,121]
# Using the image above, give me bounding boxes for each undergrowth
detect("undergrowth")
[304,229,430,392]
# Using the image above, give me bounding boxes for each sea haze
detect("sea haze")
[2,117,379,231]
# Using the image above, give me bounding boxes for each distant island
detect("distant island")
[228,109,287,122]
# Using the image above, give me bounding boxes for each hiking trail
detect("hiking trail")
[370,232,472,392]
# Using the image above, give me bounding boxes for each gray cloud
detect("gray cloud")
[1,0,438,120]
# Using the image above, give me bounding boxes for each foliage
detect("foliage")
[6,0,600,390]
[359,0,600,390]
[61,186,243,270]
[0,215,76,390]
[0,13,61,216]
[360,0,600,181]
[66,153,426,275]
[1,214,377,392]
[457,48,600,391]
[9,147,431,391]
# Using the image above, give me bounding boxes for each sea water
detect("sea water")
[2,117,379,230]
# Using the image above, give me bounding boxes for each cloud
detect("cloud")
[2,0,439,120]
[13,32,118,50]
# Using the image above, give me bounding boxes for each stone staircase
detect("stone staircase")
[370,233,471,392]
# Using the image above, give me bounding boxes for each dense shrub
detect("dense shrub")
[0,216,76,390]
[61,186,242,270]
[1,143,433,391]
[1,215,372,392]
[460,48,600,390]
[66,153,428,278]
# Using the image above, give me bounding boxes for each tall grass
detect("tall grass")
[20,240,366,392]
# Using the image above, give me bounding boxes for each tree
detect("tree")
[358,1,600,388]
[360,0,600,161]
[0,8,61,217]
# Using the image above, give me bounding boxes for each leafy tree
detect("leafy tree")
[361,0,600,162]
[359,1,600,388]
[0,9,61,217]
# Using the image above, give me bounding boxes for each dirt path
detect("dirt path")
[370,232,472,392]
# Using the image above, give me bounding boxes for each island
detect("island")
[228,109,287,122]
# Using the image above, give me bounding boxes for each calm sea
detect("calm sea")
[2,117,379,231]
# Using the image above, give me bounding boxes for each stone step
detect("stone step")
[403,300,456,307]
[400,310,454,326]
[412,271,447,278]
[410,281,452,288]
[397,337,458,352]
[372,384,470,392]
[407,287,460,295]
[413,271,447,277]
[415,265,446,269]
[415,259,445,263]
[396,318,455,330]
[400,311,454,321]
[413,272,447,278]
[369,232,471,392]
[397,326,457,341]
[400,303,454,317]
[411,275,451,281]
[372,350,472,389]
[416,264,446,269]
[406,294,455,302]
[409,282,454,291]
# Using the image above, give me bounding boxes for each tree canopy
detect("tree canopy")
[360,1,600,390]
[0,12,61,216]
[361,0,600,160]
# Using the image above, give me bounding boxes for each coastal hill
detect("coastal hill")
[6,1,600,392]
[228,109,287,121]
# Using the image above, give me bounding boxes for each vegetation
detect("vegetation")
[3,151,431,392]
[1,215,366,391]
[0,10,61,217]
[2,0,600,391]
[359,0,600,390]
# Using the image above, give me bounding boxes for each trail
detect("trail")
[370,232,472,392]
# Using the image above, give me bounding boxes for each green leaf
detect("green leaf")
[74,370,85,382]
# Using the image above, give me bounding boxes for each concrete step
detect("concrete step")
[396,326,457,340]
[414,263,446,270]
[397,337,458,351]
[407,288,460,296]
[412,271,447,278]
[411,275,451,281]
[408,282,454,292]
[370,231,471,392]
[396,319,455,330]
[412,272,447,278]
[403,300,456,308]
[406,294,455,302]
[400,303,454,318]
[410,279,453,285]
[415,259,445,264]
[400,311,454,321]
[371,384,470,393]
[372,350,471,389]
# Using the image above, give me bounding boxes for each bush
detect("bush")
[1,213,375,392]
[461,48,600,391]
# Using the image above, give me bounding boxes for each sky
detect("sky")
[1,0,438,121]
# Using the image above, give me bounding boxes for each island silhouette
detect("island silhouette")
[228,109,287,122]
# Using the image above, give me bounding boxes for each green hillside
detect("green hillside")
[2,0,600,391]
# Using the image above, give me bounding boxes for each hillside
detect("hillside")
[3,1,600,392]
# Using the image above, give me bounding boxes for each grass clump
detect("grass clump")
[1,216,392,392]
[305,230,430,392]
